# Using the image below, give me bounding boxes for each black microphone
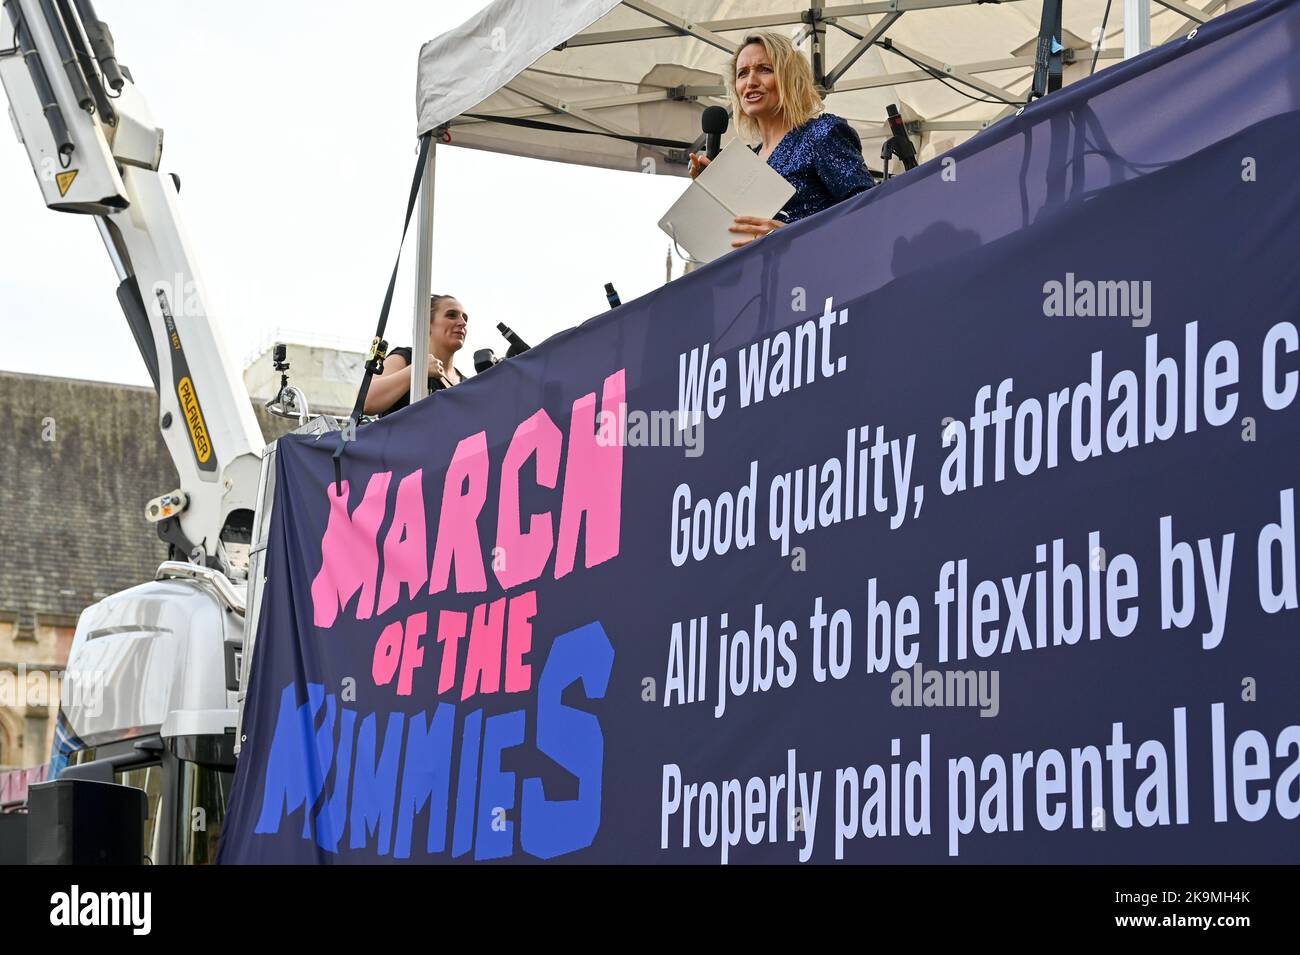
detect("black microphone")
[497,322,531,358]
[474,348,499,373]
[702,105,729,160]
[885,104,918,171]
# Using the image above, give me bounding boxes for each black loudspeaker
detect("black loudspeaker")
[0,813,28,864]
[27,779,146,865]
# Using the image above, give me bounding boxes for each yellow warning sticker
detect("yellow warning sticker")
[177,376,213,465]
[55,169,78,197]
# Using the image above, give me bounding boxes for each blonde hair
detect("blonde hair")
[727,31,824,142]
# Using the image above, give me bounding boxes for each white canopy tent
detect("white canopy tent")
[404,0,1237,400]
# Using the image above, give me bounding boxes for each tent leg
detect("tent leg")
[1124,0,1152,58]
[410,140,437,406]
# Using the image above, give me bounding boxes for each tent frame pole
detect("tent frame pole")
[1125,0,1152,58]
[823,11,902,89]
[564,0,1015,48]
[1163,0,1225,40]
[410,140,437,407]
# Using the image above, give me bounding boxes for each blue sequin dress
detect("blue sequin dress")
[752,113,875,224]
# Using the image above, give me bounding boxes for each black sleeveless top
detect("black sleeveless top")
[377,347,465,417]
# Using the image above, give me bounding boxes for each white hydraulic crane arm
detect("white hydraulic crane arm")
[0,0,264,576]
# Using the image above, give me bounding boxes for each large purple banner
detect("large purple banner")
[220,0,1300,864]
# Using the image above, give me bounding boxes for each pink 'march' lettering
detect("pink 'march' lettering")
[377,469,429,615]
[555,369,625,578]
[495,409,562,590]
[311,472,392,628]
[429,431,490,595]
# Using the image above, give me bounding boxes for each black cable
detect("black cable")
[1091,0,1115,76]
[924,70,1014,106]
[1,7,20,56]
[884,42,1025,106]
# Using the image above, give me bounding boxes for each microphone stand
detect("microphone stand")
[881,140,897,183]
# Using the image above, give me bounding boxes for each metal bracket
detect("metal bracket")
[156,560,246,616]
[156,516,216,570]
[363,336,388,376]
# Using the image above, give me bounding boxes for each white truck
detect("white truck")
[0,0,335,862]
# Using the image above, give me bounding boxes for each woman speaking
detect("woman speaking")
[690,31,875,248]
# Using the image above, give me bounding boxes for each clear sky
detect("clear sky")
[0,0,688,387]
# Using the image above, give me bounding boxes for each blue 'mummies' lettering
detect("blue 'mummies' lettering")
[452,709,483,858]
[522,622,615,859]
[253,621,614,860]
[314,707,356,852]
[393,703,455,858]
[349,712,406,853]
[475,710,525,860]
[255,683,337,838]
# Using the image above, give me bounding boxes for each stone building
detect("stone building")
[0,350,356,774]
